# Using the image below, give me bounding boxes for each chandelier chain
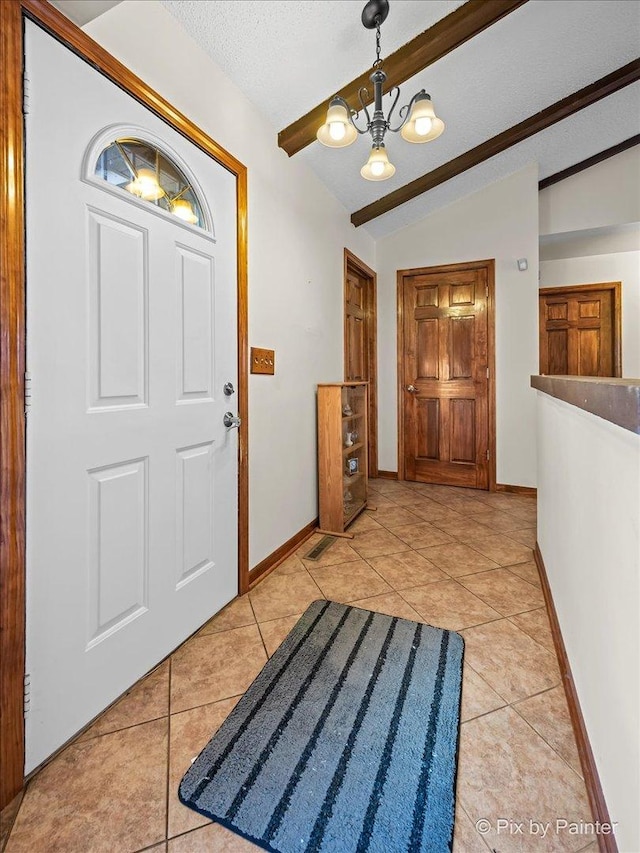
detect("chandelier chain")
[374,18,382,68]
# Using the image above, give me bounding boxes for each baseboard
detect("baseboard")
[249,519,318,589]
[375,475,536,494]
[495,483,537,495]
[534,545,617,853]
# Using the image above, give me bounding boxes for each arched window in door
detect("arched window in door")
[94,137,206,229]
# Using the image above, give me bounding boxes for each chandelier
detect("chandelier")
[317,0,445,181]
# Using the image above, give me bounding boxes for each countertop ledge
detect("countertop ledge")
[531,375,640,435]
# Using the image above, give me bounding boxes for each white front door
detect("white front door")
[25,22,239,772]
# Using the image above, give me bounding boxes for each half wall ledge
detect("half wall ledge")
[531,375,640,435]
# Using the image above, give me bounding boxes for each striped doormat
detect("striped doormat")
[179,600,464,852]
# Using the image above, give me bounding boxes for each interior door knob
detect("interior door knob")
[406,384,418,393]
[223,412,241,429]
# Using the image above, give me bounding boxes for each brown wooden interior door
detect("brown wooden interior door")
[344,253,377,477]
[401,267,490,488]
[539,284,621,377]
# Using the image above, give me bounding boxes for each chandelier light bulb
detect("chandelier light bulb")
[361,145,395,181]
[401,92,445,144]
[414,116,433,136]
[329,121,347,141]
[317,98,357,148]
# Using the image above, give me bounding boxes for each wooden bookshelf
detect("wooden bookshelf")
[317,382,371,537]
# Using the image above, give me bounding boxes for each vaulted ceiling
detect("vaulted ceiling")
[160,0,639,238]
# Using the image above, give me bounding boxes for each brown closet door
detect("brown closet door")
[539,285,620,377]
[401,266,490,488]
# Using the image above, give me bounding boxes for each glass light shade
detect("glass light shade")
[171,198,198,224]
[126,168,165,200]
[400,94,445,143]
[360,145,395,181]
[317,100,357,148]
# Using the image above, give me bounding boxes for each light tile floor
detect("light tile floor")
[3,481,597,853]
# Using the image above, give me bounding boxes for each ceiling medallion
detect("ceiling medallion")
[317,0,445,181]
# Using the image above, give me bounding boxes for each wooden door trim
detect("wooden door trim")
[396,260,496,489]
[539,282,622,377]
[344,249,378,478]
[0,0,249,809]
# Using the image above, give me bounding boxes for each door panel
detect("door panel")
[450,316,474,379]
[548,328,569,374]
[87,458,148,647]
[88,209,148,409]
[450,399,476,463]
[417,319,439,378]
[539,285,620,377]
[177,247,215,401]
[25,22,238,772]
[401,265,492,489]
[346,313,365,380]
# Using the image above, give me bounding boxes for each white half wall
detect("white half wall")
[539,145,640,236]
[540,252,640,378]
[84,1,375,569]
[376,164,539,487]
[536,391,640,852]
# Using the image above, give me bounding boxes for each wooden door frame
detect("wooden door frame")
[0,0,250,809]
[396,259,496,489]
[539,281,622,377]
[344,249,378,478]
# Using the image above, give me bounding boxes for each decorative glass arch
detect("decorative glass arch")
[94,137,206,229]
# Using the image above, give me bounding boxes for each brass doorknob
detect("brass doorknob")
[406,384,418,393]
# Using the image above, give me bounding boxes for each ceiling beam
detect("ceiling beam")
[539,134,640,190]
[351,58,640,227]
[277,0,529,157]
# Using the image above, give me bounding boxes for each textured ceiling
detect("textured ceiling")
[162,0,466,130]
[163,1,640,236]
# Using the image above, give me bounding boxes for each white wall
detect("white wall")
[540,252,640,378]
[539,145,640,236]
[376,164,539,487]
[85,1,375,569]
[536,390,640,852]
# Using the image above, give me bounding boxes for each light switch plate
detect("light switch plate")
[250,347,275,375]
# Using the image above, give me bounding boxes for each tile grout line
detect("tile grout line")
[462,663,563,718]
[247,594,270,660]
[72,712,171,743]
[458,801,494,851]
[510,699,587,783]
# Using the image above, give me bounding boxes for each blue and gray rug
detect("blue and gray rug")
[179,599,464,852]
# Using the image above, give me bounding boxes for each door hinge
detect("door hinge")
[485,284,489,298]
[486,367,490,379]
[24,673,31,718]
[486,449,490,460]
[23,71,30,115]
[25,371,32,415]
